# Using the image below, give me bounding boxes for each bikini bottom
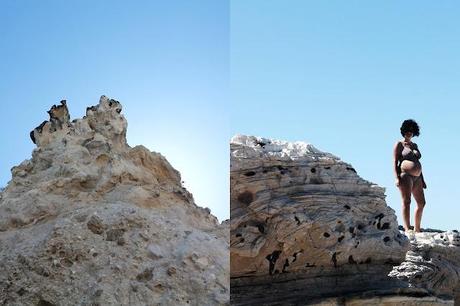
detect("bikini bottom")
[400,172,421,184]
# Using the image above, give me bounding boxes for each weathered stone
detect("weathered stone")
[230,135,459,305]
[87,214,106,235]
[390,230,460,303]
[231,135,409,277]
[0,97,229,305]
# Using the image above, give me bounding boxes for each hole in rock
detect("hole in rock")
[348,255,357,264]
[282,259,289,272]
[294,216,301,225]
[256,223,265,234]
[244,171,256,177]
[277,166,287,171]
[265,250,282,275]
[381,223,390,230]
[309,177,323,184]
[237,191,254,205]
[331,252,338,268]
[37,300,56,306]
[375,213,385,229]
[17,288,26,296]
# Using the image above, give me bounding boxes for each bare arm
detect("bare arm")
[393,142,402,179]
[420,171,427,188]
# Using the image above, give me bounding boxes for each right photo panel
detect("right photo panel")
[230,1,460,305]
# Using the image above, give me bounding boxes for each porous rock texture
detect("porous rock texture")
[230,135,459,305]
[390,230,460,304]
[0,96,229,306]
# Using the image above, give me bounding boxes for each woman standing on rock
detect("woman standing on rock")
[393,119,427,233]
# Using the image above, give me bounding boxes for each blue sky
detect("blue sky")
[231,1,459,230]
[0,0,229,221]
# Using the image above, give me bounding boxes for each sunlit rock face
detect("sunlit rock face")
[390,230,460,304]
[0,96,229,306]
[230,135,408,278]
[230,135,459,305]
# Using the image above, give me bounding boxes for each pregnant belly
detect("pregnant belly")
[401,160,422,176]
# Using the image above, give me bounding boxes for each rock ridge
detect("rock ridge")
[0,96,229,305]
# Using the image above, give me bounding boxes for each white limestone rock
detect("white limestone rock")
[390,230,460,303]
[230,135,409,278]
[0,96,229,306]
[230,135,459,305]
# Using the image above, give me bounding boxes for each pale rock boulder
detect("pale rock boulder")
[306,231,460,305]
[390,230,460,304]
[230,135,409,278]
[230,135,459,305]
[0,96,229,306]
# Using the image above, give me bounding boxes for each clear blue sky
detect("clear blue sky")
[231,1,459,230]
[0,0,229,221]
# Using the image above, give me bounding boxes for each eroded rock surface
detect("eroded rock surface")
[390,230,460,304]
[230,135,458,305]
[231,135,409,278]
[0,96,229,306]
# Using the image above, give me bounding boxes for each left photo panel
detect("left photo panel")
[0,1,229,305]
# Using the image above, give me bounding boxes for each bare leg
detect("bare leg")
[398,173,413,231]
[412,176,426,232]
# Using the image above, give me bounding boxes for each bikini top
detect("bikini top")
[400,142,419,162]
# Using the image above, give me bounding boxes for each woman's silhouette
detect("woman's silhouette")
[393,119,427,233]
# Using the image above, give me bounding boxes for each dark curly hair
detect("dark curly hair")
[400,119,420,137]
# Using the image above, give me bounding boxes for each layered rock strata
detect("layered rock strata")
[230,135,459,305]
[0,96,229,306]
[390,230,460,304]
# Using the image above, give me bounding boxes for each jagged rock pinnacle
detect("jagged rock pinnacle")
[30,95,127,150]
[0,96,229,305]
